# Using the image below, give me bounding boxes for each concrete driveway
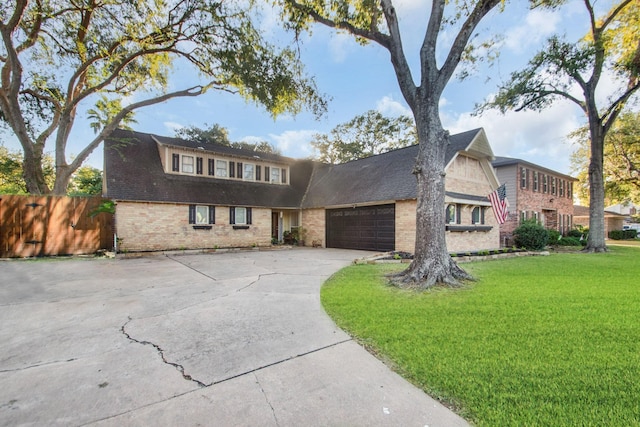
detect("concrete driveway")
[0,248,469,426]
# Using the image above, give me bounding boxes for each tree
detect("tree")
[481,0,640,252]
[174,123,280,154]
[311,110,416,164]
[0,144,54,194]
[570,112,640,206]
[279,0,504,288]
[67,166,102,196]
[0,0,324,195]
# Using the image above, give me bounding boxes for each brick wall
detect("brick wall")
[301,208,326,247]
[115,201,271,252]
[495,163,575,246]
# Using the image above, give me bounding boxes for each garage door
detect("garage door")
[326,204,395,251]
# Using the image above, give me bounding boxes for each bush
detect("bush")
[558,237,582,246]
[609,230,638,240]
[567,229,584,239]
[513,219,549,250]
[548,230,561,242]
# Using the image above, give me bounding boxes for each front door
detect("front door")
[271,212,279,241]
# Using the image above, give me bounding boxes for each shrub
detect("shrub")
[558,237,582,246]
[609,230,638,240]
[567,229,584,239]
[548,230,561,242]
[513,219,549,250]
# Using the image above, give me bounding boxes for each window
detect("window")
[552,177,557,195]
[208,159,215,176]
[533,172,539,191]
[520,167,528,189]
[472,206,485,224]
[230,207,252,225]
[533,211,539,222]
[181,155,194,174]
[568,182,573,198]
[244,163,254,180]
[196,157,203,175]
[189,205,215,225]
[559,179,564,197]
[216,160,227,177]
[271,167,280,183]
[520,210,527,223]
[543,174,548,193]
[446,204,459,224]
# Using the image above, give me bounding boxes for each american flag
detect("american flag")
[488,183,509,224]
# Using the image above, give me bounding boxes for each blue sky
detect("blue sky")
[2,0,620,176]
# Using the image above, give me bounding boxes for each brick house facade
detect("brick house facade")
[104,128,501,253]
[492,157,577,246]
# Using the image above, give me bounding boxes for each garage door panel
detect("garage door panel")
[326,204,395,251]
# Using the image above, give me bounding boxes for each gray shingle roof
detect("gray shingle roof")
[104,129,313,207]
[301,128,484,208]
[104,128,486,208]
[492,156,576,181]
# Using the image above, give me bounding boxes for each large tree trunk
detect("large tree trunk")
[390,106,472,289]
[585,123,607,252]
[21,145,50,195]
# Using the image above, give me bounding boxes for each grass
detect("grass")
[321,245,640,426]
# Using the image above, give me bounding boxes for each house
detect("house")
[492,157,577,246]
[573,205,626,237]
[103,128,501,253]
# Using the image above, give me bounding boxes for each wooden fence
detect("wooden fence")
[0,195,113,258]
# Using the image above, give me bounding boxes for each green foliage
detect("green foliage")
[89,200,115,217]
[557,236,582,246]
[609,229,638,240]
[67,166,103,196]
[0,145,54,194]
[570,112,640,205]
[513,219,549,250]
[311,110,417,164]
[2,0,324,194]
[174,123,280,154]
[322,246,640,425]
[548,229,561,242]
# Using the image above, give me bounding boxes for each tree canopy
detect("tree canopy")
[0,0,324,194]
[480,0,640,252]
[571,111,640,206]
[174,123,280,154]
[311,110,416,164]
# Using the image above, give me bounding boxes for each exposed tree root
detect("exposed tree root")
[387,256,474,290]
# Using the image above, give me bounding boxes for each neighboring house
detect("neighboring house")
[605,202,639,221]
[492,157,577,246]
[573,205,626,237]
[103,128,501,253]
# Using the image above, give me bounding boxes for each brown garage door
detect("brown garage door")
[326,204,395,251]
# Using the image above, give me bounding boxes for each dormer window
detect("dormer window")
[182,155,194,174]
[271,167,280,183]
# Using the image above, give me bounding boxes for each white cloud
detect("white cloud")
[268,129,320,158]
[442,101,583,175]
[376,95,412,117]
[504,8,561,53]
[163,121,184,133]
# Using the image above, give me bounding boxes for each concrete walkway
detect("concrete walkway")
[0,248,470,426]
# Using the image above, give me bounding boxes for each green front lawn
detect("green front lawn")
[321,246,640,426]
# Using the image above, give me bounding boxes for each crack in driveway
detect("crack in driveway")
[121,317,207,388]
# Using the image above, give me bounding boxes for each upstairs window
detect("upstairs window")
[271,167,280,183]
[552,177,557,195]
[520,167,528,189]
[216,160,227,177]
[533,172,539,192]
[244,163,254,180]
[182,156,194,174]
[543,174,548,193]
